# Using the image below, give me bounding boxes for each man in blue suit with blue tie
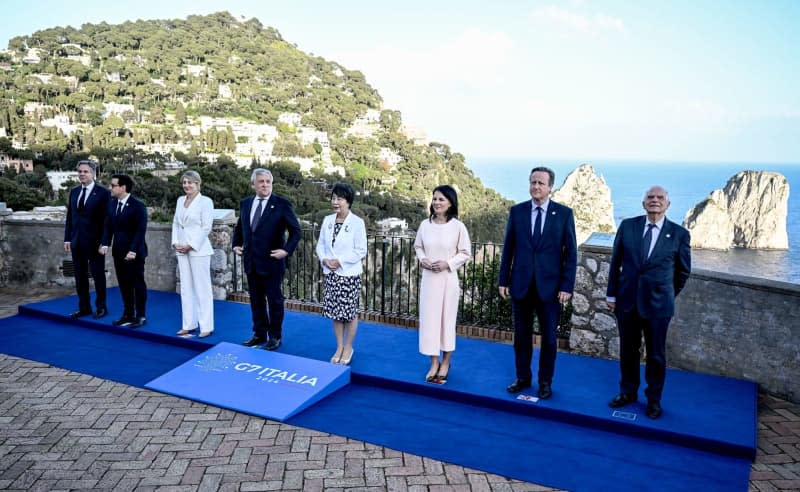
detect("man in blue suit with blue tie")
[606,186,691,419]
[499,167,577,399]
[233,168,301,351]
[99,174,149,329]
[64,160,110,319]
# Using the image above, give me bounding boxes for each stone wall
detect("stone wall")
[571,233,800,402]
[0,215,237,300]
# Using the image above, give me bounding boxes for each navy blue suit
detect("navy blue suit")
[233,194,301,340]
[64,183,110,312]
[499,200,577,385]
[102,196,148,319]
[606,216,691,401]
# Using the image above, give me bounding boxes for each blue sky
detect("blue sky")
[2,0,798,163]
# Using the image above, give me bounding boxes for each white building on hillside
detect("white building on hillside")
[40,115,79,136]
[46,171,79,191]
[103,102,135,118]
[278,112,302,127]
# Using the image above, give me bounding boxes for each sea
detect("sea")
[468,158,800,285]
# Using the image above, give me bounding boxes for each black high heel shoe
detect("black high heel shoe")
[435,363,451,383]
[425,365,439,383]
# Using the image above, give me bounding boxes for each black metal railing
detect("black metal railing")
[232,228,570,335]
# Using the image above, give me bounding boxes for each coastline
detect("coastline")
[468,158,800,285]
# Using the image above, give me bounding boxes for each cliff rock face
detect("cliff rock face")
[552,164,616,244]
[684,171,789,250]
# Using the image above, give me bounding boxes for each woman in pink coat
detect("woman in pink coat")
[413,185,471,383]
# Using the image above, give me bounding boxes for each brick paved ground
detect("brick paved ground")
[0,288,555,491]
[1,288,798,491]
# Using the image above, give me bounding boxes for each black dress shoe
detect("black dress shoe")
[264,338,282,351]
[93,308,108,319]
[646,400,663,419]
[537,382,552,400]
[70,309,92,319]
[112,316,134,327]
[506,378,532,393]
[609,393,638,408]
[129,317,146,329]
[243,336,266,347]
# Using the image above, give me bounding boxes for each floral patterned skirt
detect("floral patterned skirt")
[322,274,361,322]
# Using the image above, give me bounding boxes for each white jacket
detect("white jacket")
[171,194,214,256]
[315,212,367,276]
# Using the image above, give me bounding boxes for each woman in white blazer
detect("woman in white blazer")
[315,183,368,365]
[172,171,215,337]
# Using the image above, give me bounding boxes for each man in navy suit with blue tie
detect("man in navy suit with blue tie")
[233,168,301,351]
[606,186,691,419]
[99,174,149,329]
[64,160,110,319]
[499,167,577,399]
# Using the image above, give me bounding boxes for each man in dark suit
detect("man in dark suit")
[606,185,691,419]
[499,166,577,399]
[233,168,301,351]
[63,160,110,319]
[99,174,148,329]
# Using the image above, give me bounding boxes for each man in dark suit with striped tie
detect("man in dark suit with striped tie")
[63,160,110,319]
[606,185,691,419]
[499,166,578,400]
[233,168,301,351]
[99,174,149,329]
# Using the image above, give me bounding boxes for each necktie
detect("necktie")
[77,187,87,211]
[251,198,264,230]
[532,206,543,246]
[642,223,655,262]
[116,201,123,216]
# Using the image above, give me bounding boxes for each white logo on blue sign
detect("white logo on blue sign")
[194,353,238,372]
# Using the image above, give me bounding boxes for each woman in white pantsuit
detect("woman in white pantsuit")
[172,171,215,337]
[414,185,471,383]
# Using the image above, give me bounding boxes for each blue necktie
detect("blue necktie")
[77,187,87,211]
[532,206,543,246]
[251,198,264,230]
[642,223,655,262]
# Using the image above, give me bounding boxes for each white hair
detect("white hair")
[250,168,273,184]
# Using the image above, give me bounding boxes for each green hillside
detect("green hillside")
[0,11,511,240]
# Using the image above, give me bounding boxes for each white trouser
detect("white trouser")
[177,254,214,333]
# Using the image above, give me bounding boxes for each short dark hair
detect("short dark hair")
[429,184,459,222]
[112,174,134,193]
[530,166,555,187]
[76,160,97,173]
[330,182,355,206]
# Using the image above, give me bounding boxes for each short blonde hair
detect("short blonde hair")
[181,170,202,188]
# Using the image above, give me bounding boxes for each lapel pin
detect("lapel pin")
[666,234,671,238]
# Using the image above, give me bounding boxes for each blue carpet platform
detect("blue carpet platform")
[1,288,756,492]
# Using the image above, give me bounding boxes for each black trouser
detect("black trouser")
[616,308,670,401]
[72,246,107,312]
[512,280,560,384]
[114,255,147,318]
[246,270,285,340]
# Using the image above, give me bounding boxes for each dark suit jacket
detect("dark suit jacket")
[606,216,691,318]
[64,183,110,251]
[233,194,302,276]
[499,200,578,301]
[101,196,148,259]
